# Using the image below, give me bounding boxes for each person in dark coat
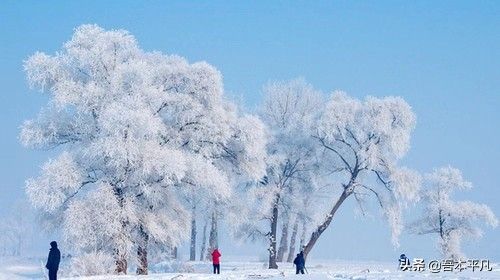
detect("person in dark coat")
[211,248,221,274]
[293,251,305,274]
[45,241,61,280]
[399,253,410,270]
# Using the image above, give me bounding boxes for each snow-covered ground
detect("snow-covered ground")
[1,257,499,280]
[0,257,47,280]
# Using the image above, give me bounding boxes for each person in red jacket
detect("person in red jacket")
[211,248,221,274]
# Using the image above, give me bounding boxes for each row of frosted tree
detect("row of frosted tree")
[21,25,497,275]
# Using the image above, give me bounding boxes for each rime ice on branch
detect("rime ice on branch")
[232,79,326,268]
[409,166,498,259]
[302,91,421,257]
[21,24,266,275]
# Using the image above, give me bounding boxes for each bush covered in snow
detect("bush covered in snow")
[66,252,115,276]
[151,260,195,273]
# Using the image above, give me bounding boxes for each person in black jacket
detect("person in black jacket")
[399,253,410,270]
[293,251,306,274]
[46,241,61,280]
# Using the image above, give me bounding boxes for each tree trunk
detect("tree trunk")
[276,216,289,262]
[299,220,306,252]
[200,218,208,261]
[113,187,128,274]
[172,247,178,259]
[438,209,445,239]
[287,220,299,262]
[268,194,279,269]
[115,249,128,274]
[190,205,197,261]
[206,210,219,260]
[303,188,351,258]
[136,225,149,275]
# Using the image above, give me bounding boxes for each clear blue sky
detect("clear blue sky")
[1,0,499,261]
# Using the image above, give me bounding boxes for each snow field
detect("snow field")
[2,259,499,280]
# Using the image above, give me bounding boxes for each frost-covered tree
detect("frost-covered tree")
[199,214,210,261]
[0,201,34,256]
[182,186,227,262]
[409,166,498,259]
[159,55,268,262]
[303,92,421,257]
[236,79,323,268]
[287,182,322,263]
[21,24,266,275]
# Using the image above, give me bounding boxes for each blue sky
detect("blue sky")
[1,1,499,261]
